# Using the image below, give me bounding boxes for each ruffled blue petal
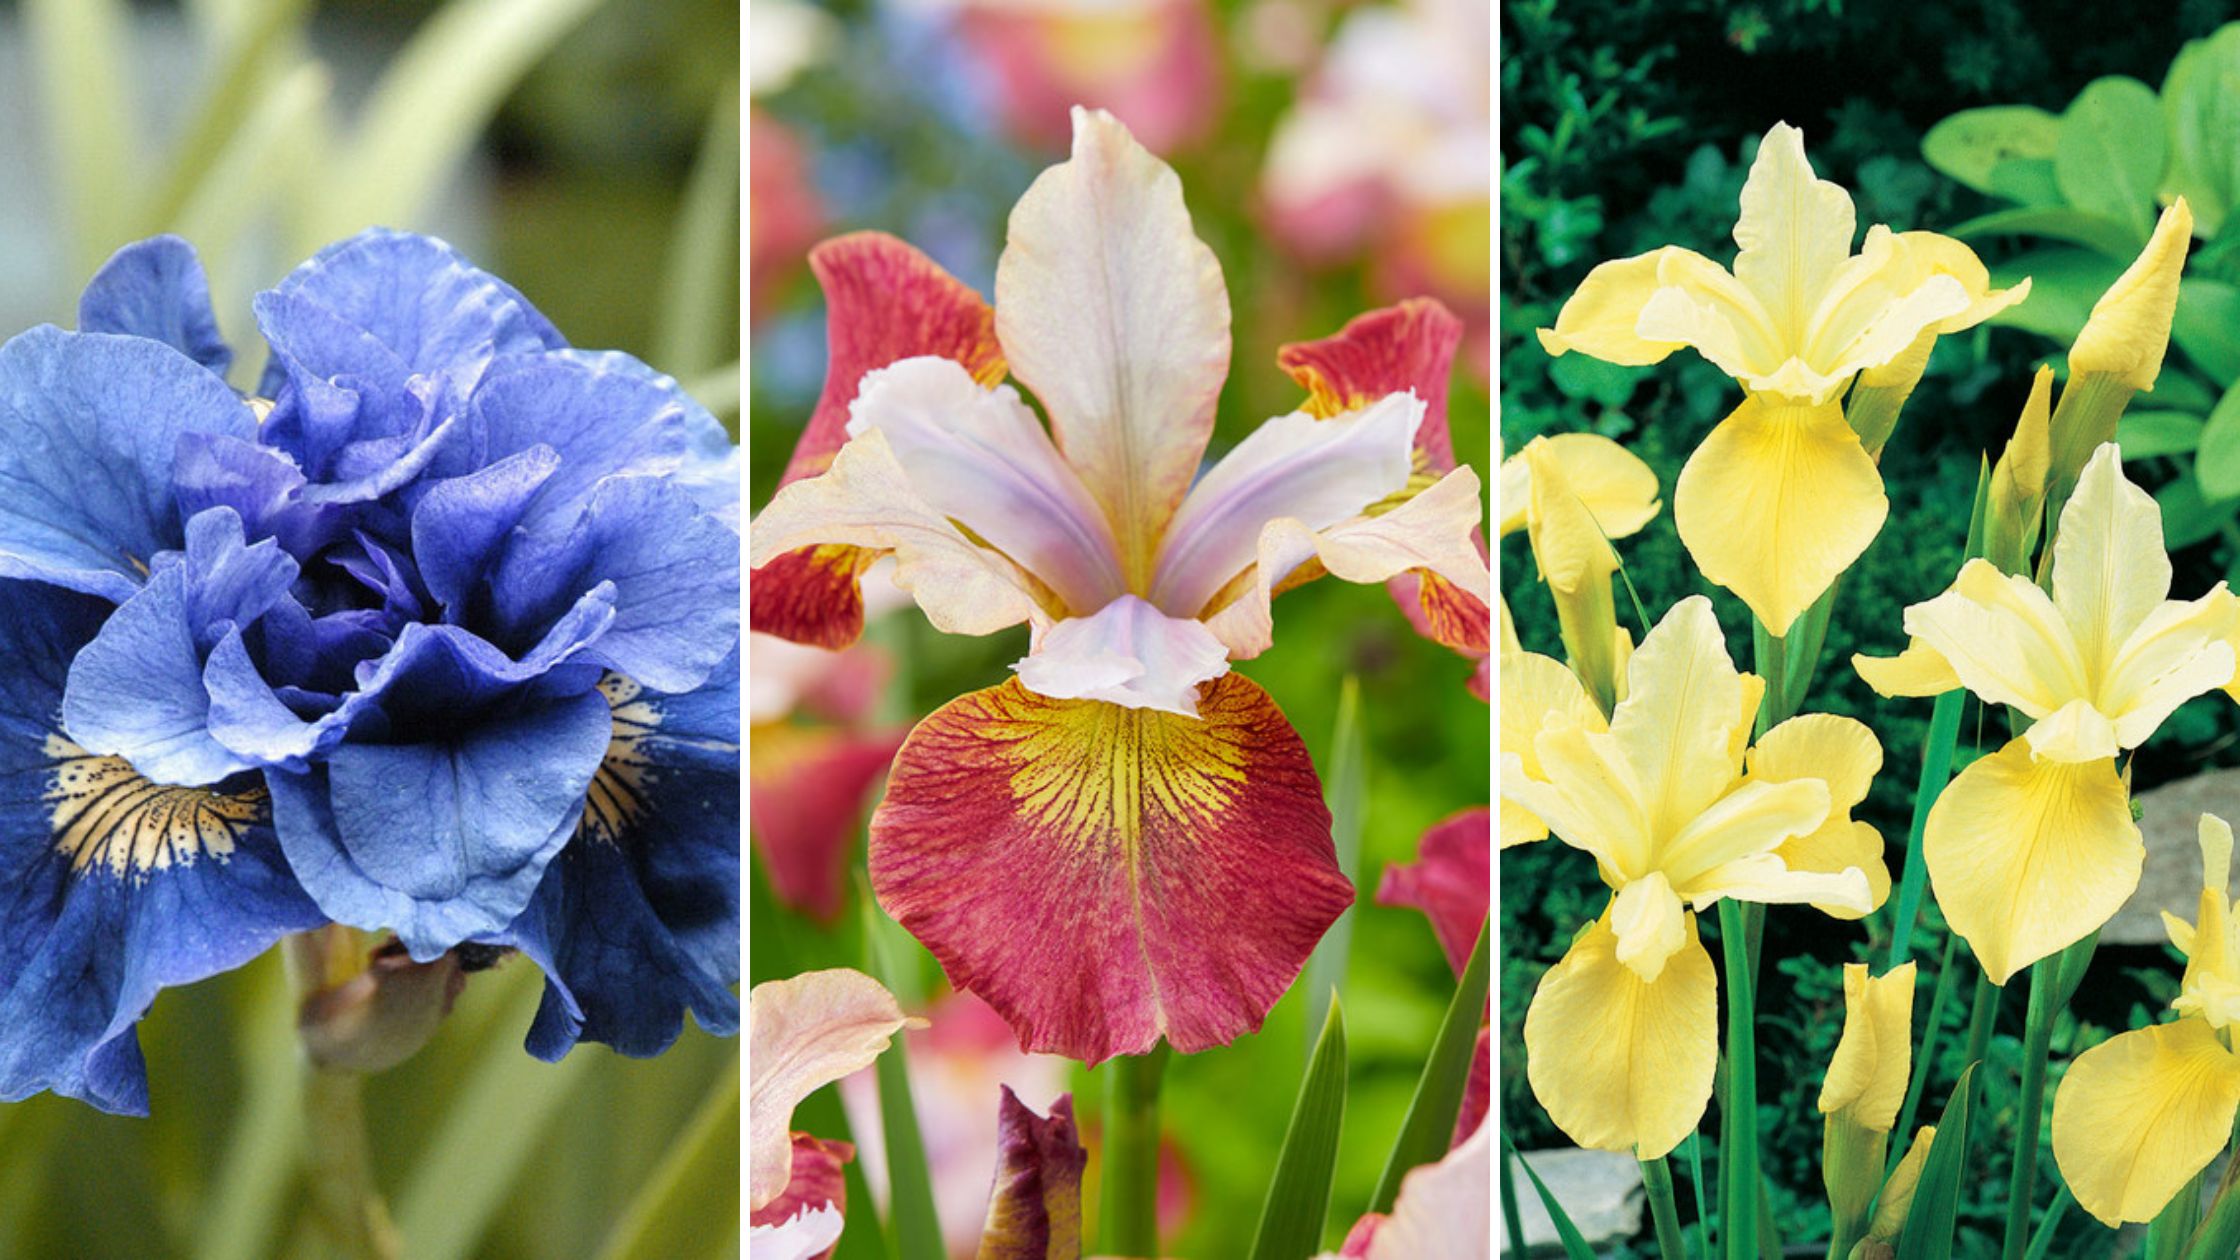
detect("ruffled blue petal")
[0,327,258,601]
[411,444,562,615]
[267,659,614,960]
[461,353,730,532]
[501,651,739,1059]
[488,477,740,694]
[0,580,322,1115]
[78,236,233,377]
[60,509,298,786]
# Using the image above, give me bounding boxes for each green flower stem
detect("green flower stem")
[1885,689,1965,971]
[1962,968,1999,1075]
[1689,1133,1715,1259]
[1642,1156,1688,1260]
[1890,931,1961,1177]
[283,931,401,1260]
[1719,900,1758,1260]
[1750,622,1789,739]
[2002,959,2059,1260]
[1101,1043,1170,1257]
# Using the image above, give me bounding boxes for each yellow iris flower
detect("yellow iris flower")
[1504,596,1885,1156]
[1819,962,1916,1251]
[1537,123,2026,634]
[1856,443,2240,983]
[1498,432,1660,711]
[2052,814,2240,1227]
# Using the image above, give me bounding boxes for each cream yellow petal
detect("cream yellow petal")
[1607,596,1752,844]
[2050,442,2175,668]
[2051,1018,2240,1227]
[1673,396,1887,636]
[1535,248,1690,366]
[1610,870,1690,982]
[1498,592,1521,656]
[1799,228,1972,385]
[1658,777,1833,898]
[2023,697,2122,763]
[1752,714,1882,812]
[2102,585,2239,748]
[1681,852,1872,917]
[1924,738,2141,985]
[1521,724,1652,880]
[1497,449,1529,536]
[748,968,924,1210]
[1732,123,1856,337]
[1524,910,1718,1159]
[1751,714,1892,919]
[1904,559,2089,721]
[1522,439,1621,594]
[1534,432,1661,540]
[1637,253,1782,382]
[1852,639,1964,698]
[2069,198,2195,391]
[1866,1127,1936,1241]
[1817,962,1917,1132]
[1499,650,1608,850]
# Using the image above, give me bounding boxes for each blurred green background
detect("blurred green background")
[749,0,1490,1254]
[1502,1,2240,1254]
[0,1,739,1257]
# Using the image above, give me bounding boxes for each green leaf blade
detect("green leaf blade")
[1368,918,1488,1214]
[1247,996,1348,1260]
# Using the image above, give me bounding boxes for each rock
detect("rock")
[2107,769,2240,946]
[1500,1147,1646,1254]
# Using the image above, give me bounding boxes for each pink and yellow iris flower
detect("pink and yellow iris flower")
[749,108,1489,1063]
[1855,443,2239,983]
[1538,123,2027,634]
[2053,814,2240,1226]
[1503,596,1885,1156]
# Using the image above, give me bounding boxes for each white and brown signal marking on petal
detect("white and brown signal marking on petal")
[583,673,663,847]
[44,733,264,876]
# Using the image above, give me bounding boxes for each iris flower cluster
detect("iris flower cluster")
[0,230,740,1115]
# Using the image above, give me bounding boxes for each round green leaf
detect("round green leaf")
[2162,23,2240,240]
[2117,410,2207,458]
[2195,380,2240,502]
[1923,105,2063,196]
[2174,278,2240,384]
[2056,77,2166,240]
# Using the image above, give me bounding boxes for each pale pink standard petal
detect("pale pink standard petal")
[869,676,1353,1063]
[1201,465,1489,660]
[748,968,922,1211]
[1376,807,1491,975]
[995,107,1231,588]
[1012,593,1230,717]
[1149,391,1424,616]
[847,356,1127,614]
[1368,1122,1493,1260]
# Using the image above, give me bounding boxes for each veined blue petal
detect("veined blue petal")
[0,580,322,1115]
[501,652,740,1059]
[269,686,613,959]
[463,354,729,532]
[412,444,563,615]
[488,477,740,694]
[61,509,299,786]
[78,235,233,377]
[0,327,258,601]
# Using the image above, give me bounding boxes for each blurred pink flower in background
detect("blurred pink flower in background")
[1261,0,1490,374]
[750,111,828,318]
[905,0,1223,153]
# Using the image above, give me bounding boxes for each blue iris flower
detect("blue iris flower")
[0,231,740,1111]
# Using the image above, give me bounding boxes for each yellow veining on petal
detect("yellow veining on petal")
[43,733,263,876]
[993,685,1253,852]
[583,673,663,847]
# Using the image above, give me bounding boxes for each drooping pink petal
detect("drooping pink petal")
[749,1133,856,1253]
[749,969,923,1211]
[751,232,1006,649]
[995,107,1231,591]
[1376,807,1491,975]
[869,675,1353,1063]
[978,1088,1088,1259]
[1149,392,1424,617]
[1278,298,1492,666]
[1012,594,1231,717]
[846,355,1126,614]
[749,723,906,920]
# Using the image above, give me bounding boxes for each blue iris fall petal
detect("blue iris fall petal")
[0,326,258,601]
[502,649,740,1059]
[0,580,324,1115]
[78,235,234,378]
